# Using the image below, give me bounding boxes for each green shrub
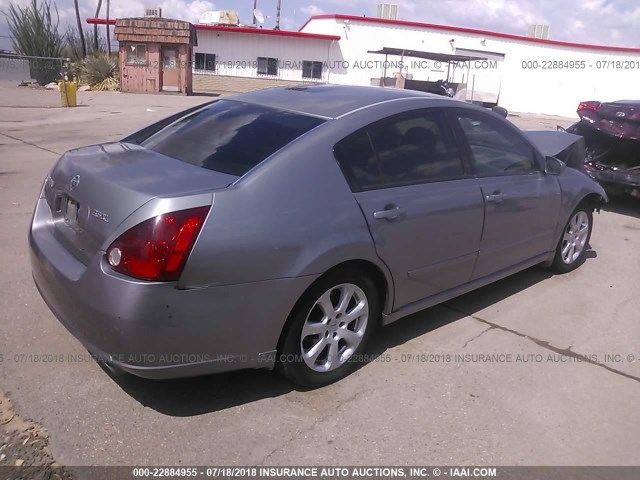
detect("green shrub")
[80,53,119,90]
[4,0,65,85]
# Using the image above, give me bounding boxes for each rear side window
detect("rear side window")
[455,112,537,176]
[334,110,466,191]
[142,100,325,176]
[333,131,386,191]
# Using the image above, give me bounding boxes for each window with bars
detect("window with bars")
[257,57,278,76]
[302,61,323,80]
[195,53,216,72]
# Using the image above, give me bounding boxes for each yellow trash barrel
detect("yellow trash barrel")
[59,81,77,107]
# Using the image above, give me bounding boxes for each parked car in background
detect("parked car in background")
[30,85,606,387]
[561,100,640,198]
[576,100,640,140]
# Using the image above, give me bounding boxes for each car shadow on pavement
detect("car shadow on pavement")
[366,266,554,359]
[109,264,586,416]
[603,195,640,219]
[110,367,294,416]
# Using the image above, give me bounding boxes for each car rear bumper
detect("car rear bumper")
[29,198,317,379]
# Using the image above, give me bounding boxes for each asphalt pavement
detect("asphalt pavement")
[1,83,639,471]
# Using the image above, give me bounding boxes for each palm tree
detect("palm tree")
[93,0,102,51]
[72,0,86,57]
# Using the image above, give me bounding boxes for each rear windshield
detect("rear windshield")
[142,100,325,176]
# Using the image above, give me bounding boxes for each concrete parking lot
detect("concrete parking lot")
[0,83,639,470]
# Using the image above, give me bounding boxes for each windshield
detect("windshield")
[141,100,325,176]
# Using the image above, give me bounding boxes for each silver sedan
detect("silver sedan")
[29,85,606,387]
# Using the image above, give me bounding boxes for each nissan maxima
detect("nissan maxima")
[29,85,606,387]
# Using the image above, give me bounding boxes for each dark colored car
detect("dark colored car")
[577,100,640,140]
[563,100,640,197]
[30,85,607,387]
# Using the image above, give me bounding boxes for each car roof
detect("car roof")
[230,84,451,119]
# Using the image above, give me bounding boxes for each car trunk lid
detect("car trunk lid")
[44,142,237,264]
[598,101,640,123]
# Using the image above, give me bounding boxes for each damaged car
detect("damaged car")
[30,85,607,387]
[560,100,640,198]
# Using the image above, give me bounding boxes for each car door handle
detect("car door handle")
[373,205,405,220]
[485,192,504,203]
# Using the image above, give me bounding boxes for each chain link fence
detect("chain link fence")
[0,53,67,85]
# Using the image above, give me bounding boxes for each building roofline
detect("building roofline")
[299,14,640,54]
[85,18,340,41]
[194,24,339,40]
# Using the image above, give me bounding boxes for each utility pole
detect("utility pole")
[73,0,87,57]
[275,0,282,30]
[94,0,103,51]
[106,0,111,54]
[252,0,257,26]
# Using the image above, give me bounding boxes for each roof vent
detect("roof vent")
[377,3,398,20]
[527,24,550,39]
[144,7,162,17]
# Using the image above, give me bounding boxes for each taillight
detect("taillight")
[577,101,600,112]
[106,206,210,281]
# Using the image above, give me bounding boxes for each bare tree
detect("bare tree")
[72,0,86,57]
[93,0,102,51]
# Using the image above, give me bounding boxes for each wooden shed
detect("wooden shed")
[114,18,198,94]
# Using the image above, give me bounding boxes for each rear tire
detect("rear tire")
[550,206,593,273]
[276,269,380,388]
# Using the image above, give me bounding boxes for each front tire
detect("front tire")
[276,269,380,388]
[550,207,593,273]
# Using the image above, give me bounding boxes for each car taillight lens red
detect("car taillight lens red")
[578,101,600,112]
[106,206,210,281]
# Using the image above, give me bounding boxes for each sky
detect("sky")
[1,0,640,51]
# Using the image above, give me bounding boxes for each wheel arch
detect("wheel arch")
[576,191,607,212]
[554,191,603,249]
[325,259,392,314]
[539,188,604,269]
[276,259,393,354]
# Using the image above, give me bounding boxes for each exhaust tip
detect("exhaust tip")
[98,359,127,377]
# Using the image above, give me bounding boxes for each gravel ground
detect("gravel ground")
[0,391,72,479]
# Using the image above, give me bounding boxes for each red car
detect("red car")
[577,100,640,140]
[563,100,640,198]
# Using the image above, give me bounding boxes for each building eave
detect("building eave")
[300,14,640,54]
[194,24,339,41]
[86,18,340,41]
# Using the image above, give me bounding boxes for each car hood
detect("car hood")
[524,130,586,169]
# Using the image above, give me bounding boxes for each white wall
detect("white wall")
[302,17,640,117]
[194,31,337,83]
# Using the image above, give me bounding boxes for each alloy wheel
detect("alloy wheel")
[300,283,369,372]
[561,211,590,264]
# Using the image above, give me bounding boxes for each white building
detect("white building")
[297,14,640,117]
[89,12,640,117]
[190,24,339,94]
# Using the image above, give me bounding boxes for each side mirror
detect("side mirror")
[545,156,566,175]
[491,106,508,118]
